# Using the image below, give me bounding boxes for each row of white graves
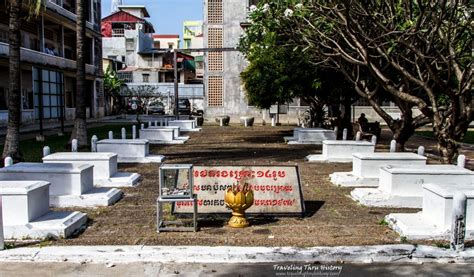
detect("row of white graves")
[94,127,165,163]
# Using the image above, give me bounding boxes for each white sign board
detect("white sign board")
[174,166,305,216]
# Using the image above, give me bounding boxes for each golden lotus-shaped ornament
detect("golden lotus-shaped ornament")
[224,184,254,228]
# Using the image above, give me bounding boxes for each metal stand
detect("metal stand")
[157,195,198,233]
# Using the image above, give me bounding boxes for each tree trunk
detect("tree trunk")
[70,0,88,146]
[2,0,23,162]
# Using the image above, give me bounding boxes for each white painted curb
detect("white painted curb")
[0,245,473,264]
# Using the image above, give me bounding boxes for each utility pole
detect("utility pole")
[173,50,179,116]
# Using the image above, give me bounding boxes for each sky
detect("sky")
[101,0,203,39]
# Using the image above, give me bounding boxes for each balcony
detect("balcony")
[0,42,97,75]
[46,1,99,32]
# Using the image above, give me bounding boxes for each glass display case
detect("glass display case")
[159,164,193,199]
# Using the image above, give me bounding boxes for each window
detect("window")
[142,74,150,83]
[168,43,174,49]
[0,87,8,110]
[118,72,133,83]
[126,38,135,51]
[33,68,64,120]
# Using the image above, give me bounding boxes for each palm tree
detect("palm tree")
[70,0,88,146]
[2,0,42,161]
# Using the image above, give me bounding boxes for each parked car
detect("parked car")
[178,98,191,115]
[148,103,165,115]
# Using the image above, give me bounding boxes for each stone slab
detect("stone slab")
[140,128,189,144]
[95,172,141,187]
[307,141,375,163]
[43,152,118,180]
[50,187,123,208]
[97,139,165,163]
[288,128,336,145]
[0,163,94,196]
[3,211,87,239]
[97,139,149,158]
[330,153,427,187]
[351,165,474,208]
[379,165,474,196]
[168,120,201,132]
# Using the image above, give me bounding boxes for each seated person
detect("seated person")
[357,113,369,130]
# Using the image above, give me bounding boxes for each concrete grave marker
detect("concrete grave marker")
[342,128,348,141]
[108,131,113,140]
[386,183,474,240]
[0,181,87,239]
[306,140,375,163]
[96,139,165,163]
[141,123,145,130]
[0,163,122,207]
[44,152,140,187]
[285,128,336,145]
[174,166,305,216]
[132,125,137,139]
[168,120,201,132]
[352,165,474,208]
[371,135,377,145]
[330,152,427,187]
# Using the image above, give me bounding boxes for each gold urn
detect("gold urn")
[224,184,254,228]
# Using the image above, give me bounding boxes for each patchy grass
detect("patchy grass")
[19,124,135,162]
[416,130,474,144]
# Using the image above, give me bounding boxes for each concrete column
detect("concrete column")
[390,140,397,153]
[342,129,348,141]
[4,157,13,167]
[271,117,276,127]
[334,127,338,139]
[457,155,466,168]
[91,135,98,152]
[132,125,137,139]
[141,124,145,130]
[417,146,425,156]
[71,139,78,152]
[451,192,467,251]
[371,135,377,145]
[42,146,50,157]
[355,131,361,141]
[108,131,114,140]
[121,128,126,140]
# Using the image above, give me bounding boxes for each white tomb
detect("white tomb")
[386,183,474,240]
[0,181,87,239]
[168,120,201,132]
[306,140,375,163]
[330,153,427,187]
[43,152,140,187]
[351,165,474,208]
[0,163,123,207]
[285,128,336,145]
[142,126,189,144]
[96,139,165,163]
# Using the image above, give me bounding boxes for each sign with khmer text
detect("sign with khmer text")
[174,165,305,216]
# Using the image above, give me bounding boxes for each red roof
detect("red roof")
[153,34,180,39]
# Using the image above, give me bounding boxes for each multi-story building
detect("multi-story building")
[153,34,180,50]
[102,5,204,112]
[0,0,104,127]
[183,21,204,80]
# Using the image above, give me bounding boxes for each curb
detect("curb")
[0,245,473,264]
